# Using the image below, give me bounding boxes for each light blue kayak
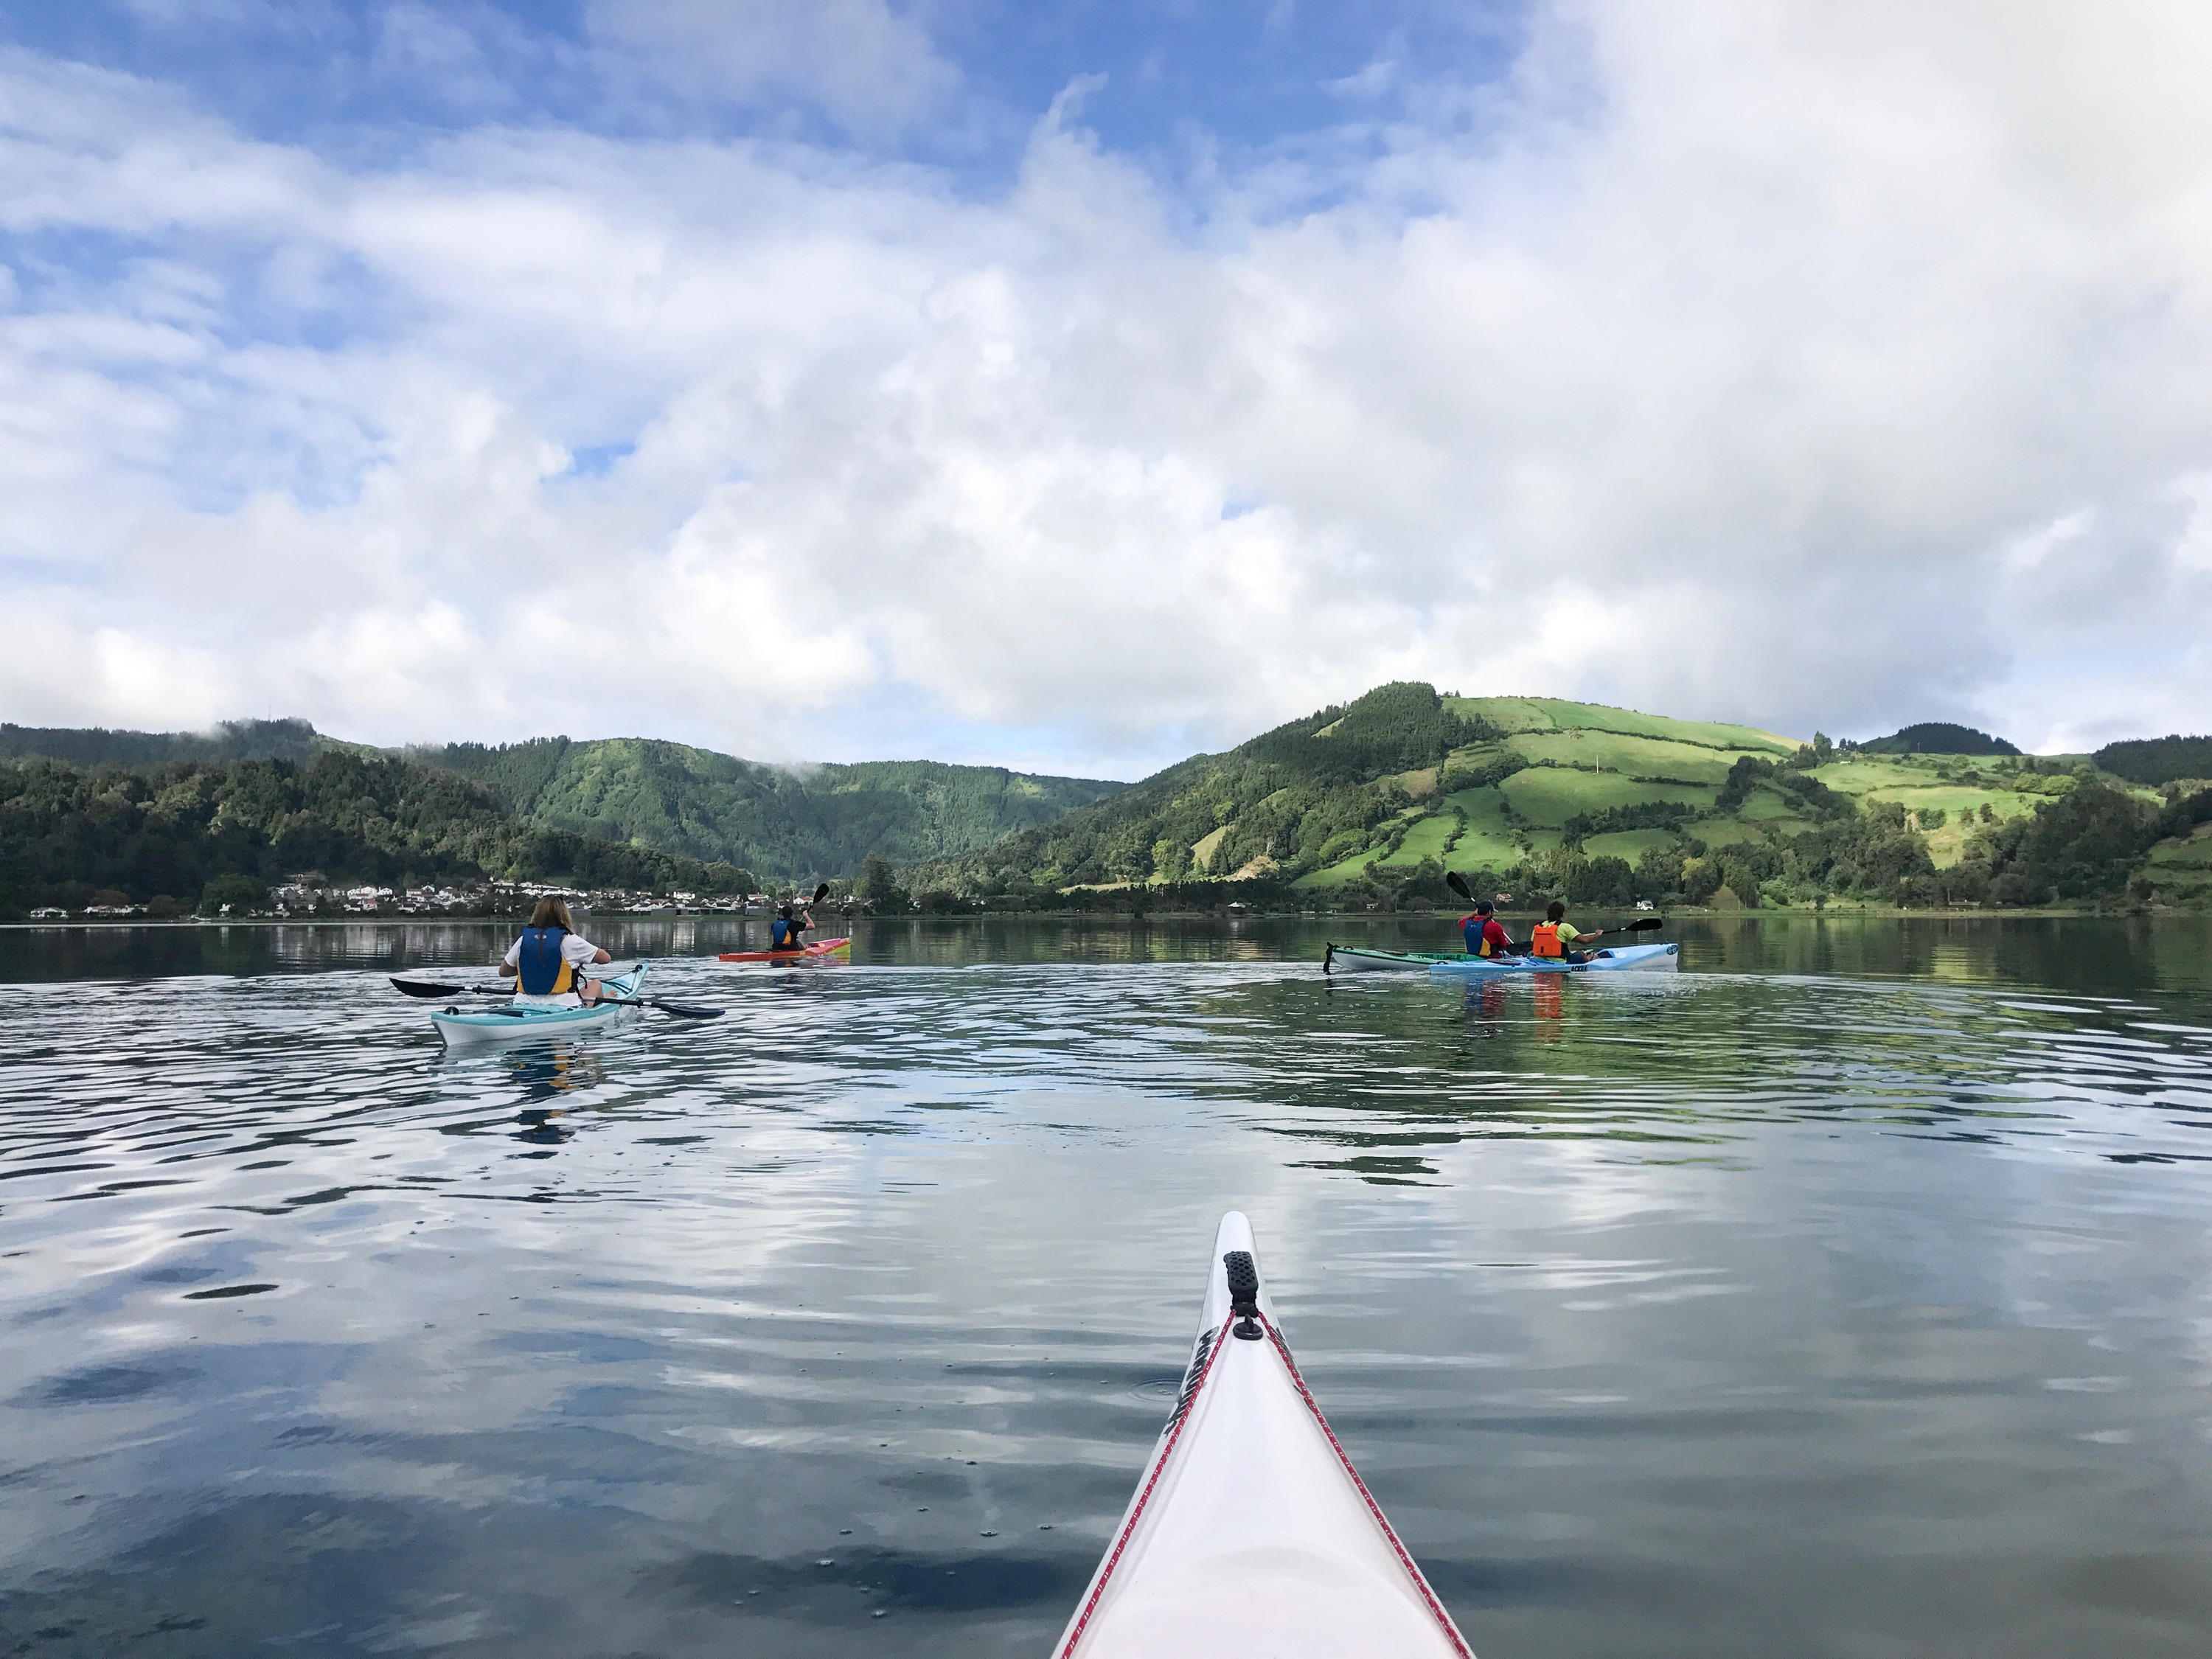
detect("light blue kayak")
[431,964,648,1046]
[1427,942,1679,976]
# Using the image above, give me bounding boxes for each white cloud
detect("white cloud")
[585,0,959,139]
[3,2,2212,771]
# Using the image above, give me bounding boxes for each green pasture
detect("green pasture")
[1506,728,1756,783]
[1443,787,1525,868]
[1500,766,1712,827]
[1374,809,1463,869]
[2146,825,2212,894]
[1583,828,1679,863]
[1449,695,1799,754]
[1685,815,1770,848]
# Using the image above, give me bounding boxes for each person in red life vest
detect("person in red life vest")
[1460,899,1518,958]
[1529,900,1607,964]
[498,897,613,1006]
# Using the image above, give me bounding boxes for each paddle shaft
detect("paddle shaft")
[388,974,723,1018]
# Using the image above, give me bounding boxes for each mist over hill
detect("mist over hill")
[0,719,342,770]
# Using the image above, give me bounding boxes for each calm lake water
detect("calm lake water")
[3,915,2211,1657]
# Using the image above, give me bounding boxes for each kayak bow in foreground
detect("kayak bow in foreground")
[1054,1211,1472,1658]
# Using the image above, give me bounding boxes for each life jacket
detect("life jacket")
[1462,914,1494,957]
[1531,922,1565,959]
[516,925,575,995]
[771,917,797,950]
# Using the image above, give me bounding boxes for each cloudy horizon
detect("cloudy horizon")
[4,1,2208,777]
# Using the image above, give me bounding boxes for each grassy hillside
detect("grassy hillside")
[900,684,2212,911]
[417,737,1123,880]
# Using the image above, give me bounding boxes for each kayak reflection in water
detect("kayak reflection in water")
[498,897,614,1007]
[1530,899,1607,964]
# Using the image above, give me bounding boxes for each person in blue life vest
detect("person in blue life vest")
[498,897,613,1005]
[1460,899,1519,958]
[769,899,813,952]
[1529,900,1607,964]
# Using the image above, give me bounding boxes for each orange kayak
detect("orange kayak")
[717,936,852,964]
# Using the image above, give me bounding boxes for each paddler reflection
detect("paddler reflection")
[1533,975,1564,1037]
[1465,978,1507,1038]
[509,1043,605,1143]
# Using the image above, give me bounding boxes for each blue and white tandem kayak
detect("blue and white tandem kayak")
[1426,942,1678,976]
[429,964,648,1047]
[1054,1211,1472,1658]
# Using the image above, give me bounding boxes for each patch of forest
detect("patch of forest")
[0,752,756,918]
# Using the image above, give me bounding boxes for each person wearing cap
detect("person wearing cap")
[1460,899,1518,959]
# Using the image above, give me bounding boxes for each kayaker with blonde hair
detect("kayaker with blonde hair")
[498,897,614,1006]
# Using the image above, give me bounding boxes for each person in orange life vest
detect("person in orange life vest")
[1530,900,1607,964]
[1461,899,1518,958]
[498,897,613,1006]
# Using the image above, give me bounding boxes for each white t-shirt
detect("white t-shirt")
[503,930,603,1003]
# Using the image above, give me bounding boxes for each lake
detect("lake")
[3,915,2211,1657]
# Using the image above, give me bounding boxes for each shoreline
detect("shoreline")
[2,905,2197,931]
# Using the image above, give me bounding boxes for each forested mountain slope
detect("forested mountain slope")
[0,751,753,917]
[0,718,352,769]
[414,737,1122,879]
[0,720,1124,883]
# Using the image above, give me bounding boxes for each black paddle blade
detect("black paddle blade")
[1623,916,1664,931]
[812,882,830,903]
[1444,871,1474,902]
[390,976,467,998]
[595,995,726,1019]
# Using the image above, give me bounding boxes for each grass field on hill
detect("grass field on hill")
[1293,697,1793,891]
[1289,695,2187,894]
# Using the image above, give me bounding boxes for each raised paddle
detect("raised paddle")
[386,975,726,1020]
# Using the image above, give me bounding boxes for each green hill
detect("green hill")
[0,720,1124,883]
[0,718,355,770]
[414,737,1123,880]
[2094,734,2212,787]
[0,751,754,918]
[900,685,2211,912]
[1858,721,2021,757]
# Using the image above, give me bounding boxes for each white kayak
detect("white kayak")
[430,964,647,1047]
[1427,942,1677,976]
[1323,944,1461,974]
[1054,1212,1472,1658]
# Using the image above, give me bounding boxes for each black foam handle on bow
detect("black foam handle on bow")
[1223,1250,1263,1340]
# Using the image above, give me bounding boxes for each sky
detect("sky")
[2,0,2209,778]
